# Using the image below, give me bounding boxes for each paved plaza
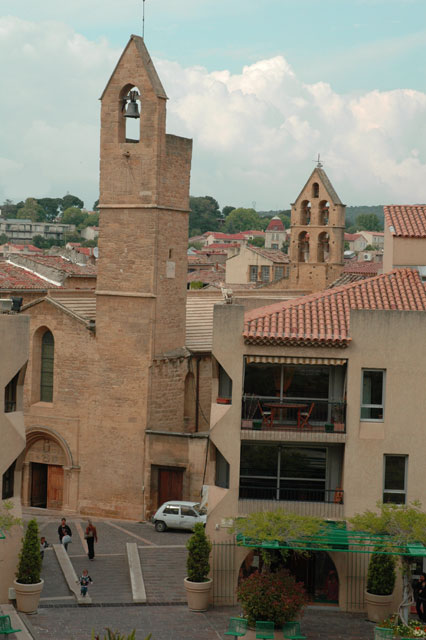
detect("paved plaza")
[9,511,377,639]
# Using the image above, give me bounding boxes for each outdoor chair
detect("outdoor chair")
[224,617,248,639]
[0,614,21,635]
[283,621,306,639]
[299,402,315,429]
[257,401,272,429]
[255,621,275,639]
[374,628,394,640]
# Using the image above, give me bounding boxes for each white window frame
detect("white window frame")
[360,368,385,422]
[383,454,407,504]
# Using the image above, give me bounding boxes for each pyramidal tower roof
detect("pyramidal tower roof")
[100,34,167,100]
[293,166,343,206]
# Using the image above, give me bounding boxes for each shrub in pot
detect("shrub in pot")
[14,518,44,613]
[365,549,396,623]
[237,569,308,630]
[184,522,212,611]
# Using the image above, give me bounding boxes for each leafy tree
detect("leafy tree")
[81,212,99,228]
[37,197,61,222]
[364,244,375,251]
[1,199,19,219]
[60,194,84,212]
[61,207,86,227]
[367,548,395,595]
[224,208,263,233]
[0,500,21,534]
[278,213,291,229]
[248,236,265,248]
[344,241,350,250]
[350,501,426,623]
[355,213,382,231]
[188,241,203,250]
[63,231,83,244]
[0,233,8,244]
[93,199,99,212]
[222,205,236,218]
[189,196,221,235]
[32,235,50,249]
[82,239,98,248]
[16,198,46,222]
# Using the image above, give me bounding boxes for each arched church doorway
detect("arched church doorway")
[23,430,72,510]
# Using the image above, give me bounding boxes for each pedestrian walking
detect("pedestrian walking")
[58,517,72,551]
[85,519,98,560]
[77,569,93,597]
[416,573,426,621]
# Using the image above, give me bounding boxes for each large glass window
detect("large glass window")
[249,266,257,282]
[361,369,385,420]
[260,266,270,282]
[244,364,330,400]
[40,330,54,402]
[383,455,407,504]
[240,444,327,502]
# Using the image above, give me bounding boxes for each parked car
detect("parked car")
[152,501,207,532]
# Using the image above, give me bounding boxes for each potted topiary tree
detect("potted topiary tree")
[13,519,44,613]
[183,522,212,611]
[364,548,396,623]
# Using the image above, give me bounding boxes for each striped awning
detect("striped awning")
[245,355,347,366]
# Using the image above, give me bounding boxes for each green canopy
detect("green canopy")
[236,521,426,556]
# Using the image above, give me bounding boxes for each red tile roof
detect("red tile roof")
[22,256,97,275]
[244,268,426,348]
[384,205,426,237]
[344,233,363,241]
[206,232,247,241]
[0,262,60,290]
[241,230,266,236]
[202,243,239,250]
[266,218,285,232]
[187,268,225,285]
[248,247,290,263]
[343,261,380,275]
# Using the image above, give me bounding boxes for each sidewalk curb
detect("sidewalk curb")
[1,603,34,639]
[126,542,147,603]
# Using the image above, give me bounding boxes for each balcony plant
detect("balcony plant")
[14,518,44,613]
[378,615,426,638]
[184,522,212,611]
[364,548,396,622]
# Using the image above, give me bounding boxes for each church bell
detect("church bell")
[124,91,140,119]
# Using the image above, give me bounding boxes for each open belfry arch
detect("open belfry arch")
[288,165,346,290]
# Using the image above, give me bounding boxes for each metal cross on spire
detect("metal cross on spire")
[315,153,323,168]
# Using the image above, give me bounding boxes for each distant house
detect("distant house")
[360,231,384,249]
[265,216,287,249]
[0,218,75,244]
[344,233,368,252]
[0,243,42,257]
[383,205,426,277]
[80,226,99,241]
[226,245,290,285]
[204,232,248,246]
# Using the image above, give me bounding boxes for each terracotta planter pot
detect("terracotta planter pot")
[365,590,394,623]
[184,577,212,612]
[14,579,44,614]
[216,397,231,404]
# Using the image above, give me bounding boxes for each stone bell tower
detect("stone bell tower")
[89,35,193,519]
[288,164,345,291]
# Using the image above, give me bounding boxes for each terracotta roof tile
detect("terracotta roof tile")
[23,255,97,275]
[0,262,60,290]
[248,247,290,263]
[343,261,380,275]
[384,205,426,237]
[243,268,426,347]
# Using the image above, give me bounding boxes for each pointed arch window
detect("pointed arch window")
[40,330,54,402]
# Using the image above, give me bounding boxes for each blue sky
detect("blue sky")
[1,0,426,209]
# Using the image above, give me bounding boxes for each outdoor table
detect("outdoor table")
[264,402,308,428]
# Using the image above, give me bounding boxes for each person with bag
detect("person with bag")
[58,517,72,552]
[84,519,98,560]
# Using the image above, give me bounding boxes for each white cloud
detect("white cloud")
[1,16,426,209]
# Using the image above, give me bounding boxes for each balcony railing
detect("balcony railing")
[241,395,346,433]
[238,486,344,519]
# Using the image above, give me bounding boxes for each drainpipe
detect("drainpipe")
[195,357,201,432]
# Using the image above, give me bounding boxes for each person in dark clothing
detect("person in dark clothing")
[58,517,72,551]
[416,573,426,621]
[85,520,98,560]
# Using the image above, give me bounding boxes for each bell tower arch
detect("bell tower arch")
[289,165,345,290]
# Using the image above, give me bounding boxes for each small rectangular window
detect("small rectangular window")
[2,460,16,500]
[383,455,407,504]
[261,266,270,282]
[249,266,257,282]
[361,369,385,420]
[274,266,284,280]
